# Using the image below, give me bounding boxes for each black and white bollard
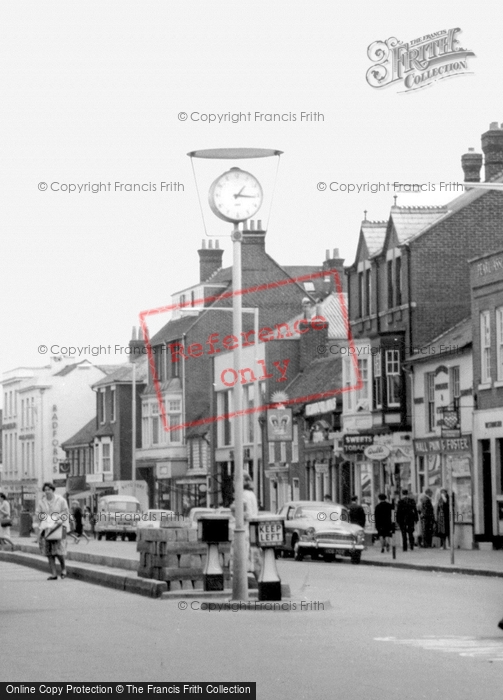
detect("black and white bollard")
[249,515,285,601]
[198,515,229,591]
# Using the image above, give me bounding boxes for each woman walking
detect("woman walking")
[35,482,70,580]
[0,493,15,550]
[436,488,451,549]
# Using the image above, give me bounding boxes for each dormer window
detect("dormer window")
[304,281,315,292]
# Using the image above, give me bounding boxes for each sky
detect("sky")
[1,0,502,398]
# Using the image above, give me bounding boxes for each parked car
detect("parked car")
[187,507,231,529]
[136,509,177,530]
[276,501,365,564]
[95,495,141,541]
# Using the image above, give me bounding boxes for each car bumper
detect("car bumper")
[298,541,365,552]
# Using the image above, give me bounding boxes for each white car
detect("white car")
[136,509,178,530]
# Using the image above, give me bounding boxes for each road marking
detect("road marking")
[375,636,503,662]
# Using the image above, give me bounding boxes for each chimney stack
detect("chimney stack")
[461,147,482,183]
[322,248,346,293]
[198,239,224,282]
[241,220,267,270]
[129,326,146,363]
[481,122,503,181]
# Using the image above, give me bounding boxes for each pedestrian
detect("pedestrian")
[243,473,261,579]
[83,505,93,538]
[374,493,393,553]
[0,492,15,551]
[229,472,261,580]
[323,494,332,504]
[396,489,419,552]
[435,488,451,549]
[498,617,503,632]
[348,495,366,529]
[70,500,90,544]
[419,488,435,548]
[35,482,70,580]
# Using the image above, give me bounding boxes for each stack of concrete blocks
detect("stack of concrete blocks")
[136,523,231,591]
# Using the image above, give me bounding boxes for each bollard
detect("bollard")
[249,515,285,601]
[198,515,230,591]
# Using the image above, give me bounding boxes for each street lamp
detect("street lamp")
[188,147,282,602]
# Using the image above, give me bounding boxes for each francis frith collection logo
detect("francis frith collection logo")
[366,28,475,92]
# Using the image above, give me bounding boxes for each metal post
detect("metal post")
[449,456,455,565]
[231,224,247,601]
[253,308,259,501]
[132,360,136,498]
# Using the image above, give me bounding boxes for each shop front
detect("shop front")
[413,435,473,549]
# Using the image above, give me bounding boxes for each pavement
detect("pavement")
[1,533,502,599]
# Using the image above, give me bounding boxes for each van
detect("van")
[95,495,141,541]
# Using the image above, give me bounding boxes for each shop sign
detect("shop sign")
[363,444,390,461]
[305,398,337,417]
[267,408,293,442]
[343,434,374,454]
[413,435,472,455]
[315,462,329,474]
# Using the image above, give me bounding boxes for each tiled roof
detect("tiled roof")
[390,206,448,244]
[142,377,182,397]
[95,364,125,375]
[61,417,96,448]
[361,221,387,257]
[407,317,471,362]
[149,315,199,347]
[395,173,503,245]
[92,357,149,388]
[283,266,325,296]
[284,292,349,341]
[285,356,342,406]
[204,266,232,284]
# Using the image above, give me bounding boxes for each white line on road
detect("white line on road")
[375,636,503,662]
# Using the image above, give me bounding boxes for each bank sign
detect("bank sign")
[413,435,472,455]
[366,28,475,93]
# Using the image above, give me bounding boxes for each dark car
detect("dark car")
[277,501,365,564]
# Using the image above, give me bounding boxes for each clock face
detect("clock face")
[208,167,263,223]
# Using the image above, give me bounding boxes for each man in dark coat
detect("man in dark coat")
[396,489,418,552]
[348,496,366,529]
[374,493,393,553]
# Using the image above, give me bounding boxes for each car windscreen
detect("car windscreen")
[295,506,347,521]
[106,502,140,513]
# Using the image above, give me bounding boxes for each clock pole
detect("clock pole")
[231,222,248,602]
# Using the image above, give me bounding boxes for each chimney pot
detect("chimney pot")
[461,147,482,183]
[131,326,137,341]
[481,124,503,180]
[215,240,220,249]
[208,240,213,249]
[333,248,339,258]
[325,249,330,260]
[257,219,262,230]
[250,220,255,230]
[201,239,206,249]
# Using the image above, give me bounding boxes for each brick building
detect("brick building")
[344,123,503,511]
[470,248,503,547]
[138,224,339,512]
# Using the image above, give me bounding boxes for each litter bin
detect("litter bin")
[19,511,33,538]
[198,514,230,591]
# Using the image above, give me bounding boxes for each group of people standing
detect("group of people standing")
[373,488,453,553]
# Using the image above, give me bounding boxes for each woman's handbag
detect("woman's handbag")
[44,521,64,540]
[1,517,12,528]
